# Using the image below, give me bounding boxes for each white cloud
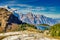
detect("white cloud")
[44,14,60,18]
[48,7,56,12]
[35,12,60,18]
[35,7,46,10]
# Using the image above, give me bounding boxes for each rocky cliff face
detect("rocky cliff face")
[0,8,24,32]
[0,8,12,27]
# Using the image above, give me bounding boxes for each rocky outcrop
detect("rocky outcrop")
[0,8,12,28]
[0,8,25,32]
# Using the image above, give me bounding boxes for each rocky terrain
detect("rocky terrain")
[0,31,59,40]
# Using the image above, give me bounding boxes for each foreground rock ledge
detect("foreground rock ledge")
[0,31,59,40]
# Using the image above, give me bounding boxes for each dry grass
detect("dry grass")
[26,27,42,33]
[44,33,60,40]
[0,27,5,33]
[6,24,19,32]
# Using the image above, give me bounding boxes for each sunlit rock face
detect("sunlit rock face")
[0,8,12,27]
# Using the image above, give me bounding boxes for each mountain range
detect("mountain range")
[0,6,60,26]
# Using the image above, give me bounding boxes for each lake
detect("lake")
[36,25,49,31]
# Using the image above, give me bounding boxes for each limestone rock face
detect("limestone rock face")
[0,8,12,28]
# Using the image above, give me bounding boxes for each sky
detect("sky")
[0,0,60,18]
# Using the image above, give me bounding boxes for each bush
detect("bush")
[50,23,60,37]
[18,24,26,31]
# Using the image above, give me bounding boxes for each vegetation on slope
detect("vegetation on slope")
[17,23,40,32]
[50,23,60,37]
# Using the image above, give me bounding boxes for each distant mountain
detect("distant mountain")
[19,12,58,26]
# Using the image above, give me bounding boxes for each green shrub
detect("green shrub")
[50,23,60,37]
[18,24,26,31]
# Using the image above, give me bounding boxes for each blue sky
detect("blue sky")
[0,0,60,18]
